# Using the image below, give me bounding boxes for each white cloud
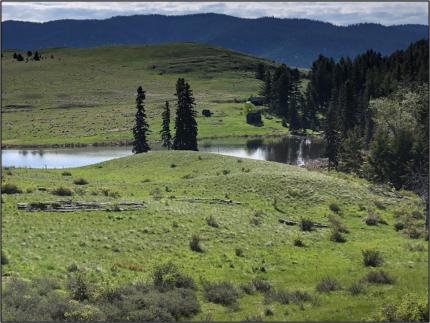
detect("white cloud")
[2,2,428,26]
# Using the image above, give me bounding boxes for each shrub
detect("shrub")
[405,227,422,239]
[293,237,305,247]
[206,215,219,228]
[222,169,231,175]
[289,290,311,304]
[315,277,340,293]
[73,178,88,185]
[372,294,428,322]
[170,163,177,168]
[348,281,364,295]
[374,200,386,210]
[1,250,9,265]
[52,187,73,196]
[252,278,272,293]
[62,171,72,176]
[364,270,394,284]
[240,282,255,295]
[189,234,203,252]
[300,218,314,231]
[67,273,91,301]
[330,229,347,243]
[152,262,195,291]
[250,217,262,226]
[264,307,274,316]
[26,187,35,193]
[67,263,79,272]
[362,249,383,267]
[264,288,290,305]
[329,203,341,213]
[2,183,22,194]
[235,248,244,257]
[364,211,379,225]
[202,281,239,306]
[394,222,405,231]
[327,214,349,233]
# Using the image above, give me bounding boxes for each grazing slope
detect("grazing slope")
[2,43,292,147]
[2,151,427,320]
[3,14,428,67]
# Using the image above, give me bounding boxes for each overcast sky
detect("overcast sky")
[2,2,428,26]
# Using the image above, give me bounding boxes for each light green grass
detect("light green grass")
[2,151,427,320]
[2,43,296,146]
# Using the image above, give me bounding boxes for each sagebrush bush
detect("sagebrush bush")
[250,217,262,226]
[348,281,364,296]
[329,203,341,213]
[189,234,203,252]
[206,215,219,228]
[372,294,428,322]
[364,270,394,284]
[252,278,272,293]
[315,277,340,293]
[300,218,314,231]
[289,290,311,304]
[235,248,244,257]
[394,222,405,231]
[202,281,239,306]
[264,288,290,305]
[374,201,386,210]
[362,249,383,267]
[152,262,195,291]
[52,186,73,196]
[2,183,22,194]
[240,282,255,295]
[405,227,422,239]
[328,214,349,233]
[73,177,88,185]
[330,228,347,243]
[62,171,72,176]
[67,262,79,272]
[293,237,305,247]
[264,307,274,316]
[67,273,91,301]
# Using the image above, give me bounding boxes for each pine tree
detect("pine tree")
[27,51,32,58]
[173,78,198,151]
[288,81,301,132]
[324,93,340,170]
[259,71,272,105]
[255,63,266,80]
[338,127,363,174]
[132,86,150,154]
[160,101,172,149]
[33,51,40,61]
[271,64,290,118]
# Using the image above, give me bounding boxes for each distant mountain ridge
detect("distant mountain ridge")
[3,13,428,67]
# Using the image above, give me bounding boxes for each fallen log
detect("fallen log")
[278,218,329,228]
[171,196,244,205]
[17,200,145,212]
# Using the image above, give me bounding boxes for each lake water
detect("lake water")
[2,136,324,169]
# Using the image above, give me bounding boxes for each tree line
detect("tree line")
[132,78,198,153]
[12,51,53,62]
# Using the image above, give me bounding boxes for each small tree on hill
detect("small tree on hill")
[338,127,363,174]
[13,52,17,59]
[260,71,272,105]
[16,54,24,61]
[255,63,266,80]
[33,51,40,61]
[27,51,32,58]
[132,86,150,154]
[173,78,198,151]
[324,95,340,170]
[160,101,172,149]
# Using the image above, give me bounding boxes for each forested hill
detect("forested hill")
[3,13,428,67]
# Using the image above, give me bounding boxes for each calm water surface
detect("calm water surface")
[2,136,324,168]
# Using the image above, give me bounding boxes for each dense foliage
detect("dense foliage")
[132,86,150,153]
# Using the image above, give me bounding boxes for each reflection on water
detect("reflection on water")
[2,136,324,169]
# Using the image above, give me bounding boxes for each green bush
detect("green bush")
[348,281,364,296]
[252,278,272,293]
[315,277,340,293]
[373,294,428,322]
[264,307,274,316]
[189,234,203,252]
[329,203,341,213]
[364,270,394,284]
[362,249,383,267]
[240,282,255,295]
[206,215,219,228]
[73,177,88,185]
[289,290,312,304]
[328,214,349,233]
[2,183,22,194]
[300,218,314,231]
[374,201,386,210]
[67,273,91,302]
[202,281,239,306]
[1,250,9,265]
[235,248,244,257]
[330,228,347,243]
[62,171,72,176]
[52,186,73,196]
[293,237,305,247]
[152,262,195,291]
[394,222,405,231]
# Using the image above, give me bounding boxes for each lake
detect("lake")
[2,136,324,169]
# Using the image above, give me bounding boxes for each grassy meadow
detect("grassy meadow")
[2,151,427,320]
[1,43,301,147]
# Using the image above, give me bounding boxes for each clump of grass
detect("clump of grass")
[315,277,340,293]
[405,227,422,239]
[240,282,255,295]
[394,222,405,231]
[328,214,349,233]
[348,281,364,295]
[206,215,219,228]
[250,217,262,226]
[222,169,231,175]
[67,262,79,272]
[52,186,73,196]
[235,248,244,257]
[330,228,347,243]
[189,234,203,252]
[364,211,382,225]
[1,250,10,265]
[150,187,163,200]
[300,218,314,231]
[61,171,72,176]
[264,308,274,316]
[289,290,311,305]
[364,270,394,284]
[202,280,239,306]
[293,237,305,247]
[406,243,425,252]
[1,183,22,194]
[170,163,177,168]
[25,187,35,193]
[374,200,386,210]
[73,177,88,185]
[362,249,384,267]
[329,203,341,213]
[252,278,272,293]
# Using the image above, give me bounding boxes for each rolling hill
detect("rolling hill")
[3,13,428,67]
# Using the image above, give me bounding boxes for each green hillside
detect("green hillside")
[2,43,295,147]
[2,152,427,320]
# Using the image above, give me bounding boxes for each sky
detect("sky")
[2,2,428,26]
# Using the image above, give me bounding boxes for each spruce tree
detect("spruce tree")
[160,101,172,149]
[338,127,363,174]
[288,81,301,132]
[33,51,40,61]
[132,86,150,154]
[324,93,340,170]
[173,78,198,151]
[260,71,272,105]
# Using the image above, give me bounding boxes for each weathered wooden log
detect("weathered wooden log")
[17,200,145,212]
[278,218,329,228]
[172,196,243,205]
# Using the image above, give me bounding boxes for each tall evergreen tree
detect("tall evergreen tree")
[33,51,40,61]
[132,86,150,154]
[271,64,290,118]
[173,78,198,151]
[324,93,340,170]
[255,63,266,80]
[288,81,301,132]
[338,127,363,174]
[260,71,272,105]
[160,101,172,149]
